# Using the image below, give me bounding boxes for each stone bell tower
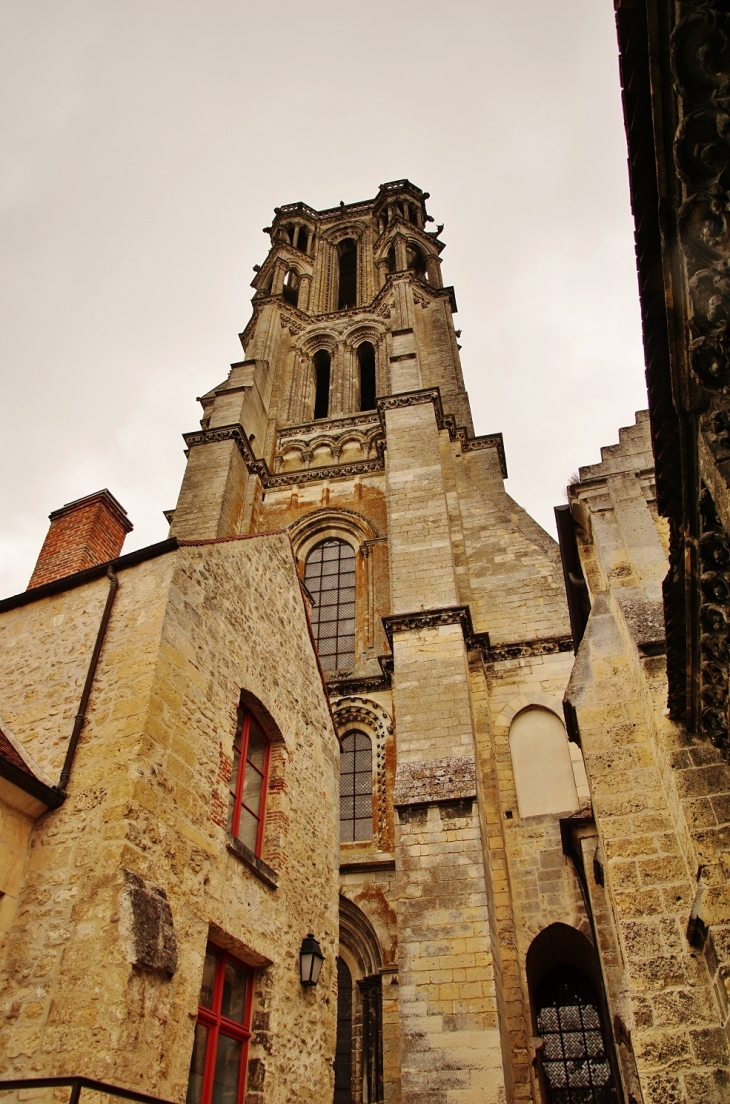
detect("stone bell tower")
[170,182,596,1104]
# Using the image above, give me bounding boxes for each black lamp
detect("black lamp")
[299,933,324,987]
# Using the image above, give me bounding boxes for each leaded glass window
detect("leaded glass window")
[536,967,617,1104]
[340,731,372,842]
[304,539,356,672]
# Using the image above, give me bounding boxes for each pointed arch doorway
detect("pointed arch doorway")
[334,897,384,1103]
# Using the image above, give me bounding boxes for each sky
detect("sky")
[0,0,647,598]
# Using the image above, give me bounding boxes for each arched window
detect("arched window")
[406,242,427,280]
[296,226,309,253]
[386,245,396,274]
[229,706,270,855]
[357,342,377,411]
[337,238,358,310]
[283,268,299,307]
[313,350,331,420]
[536,967,617,1103]
[509,707,579,818]
[304,538,356,671]
[340,731,372,841]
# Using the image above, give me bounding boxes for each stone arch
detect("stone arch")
[509,706,580,819]
[288,507,378,566]
[336,896,384,1104]
[332,695,391,847]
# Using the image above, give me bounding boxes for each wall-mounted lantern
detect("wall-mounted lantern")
[299,934,324,987]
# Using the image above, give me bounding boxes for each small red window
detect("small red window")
[186,945,253,1104]
[230,707,270,856]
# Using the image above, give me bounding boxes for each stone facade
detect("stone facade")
[2,177,729,1104]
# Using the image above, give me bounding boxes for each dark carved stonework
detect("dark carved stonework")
[485,635,574,664]
[122,869,178,977]
[382,605,490,654]
[699,486,730,753]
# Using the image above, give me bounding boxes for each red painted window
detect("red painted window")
[186,945,253,1104]
[229,707,270,856]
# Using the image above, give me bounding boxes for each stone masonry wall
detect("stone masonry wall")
[0,535,339,1104]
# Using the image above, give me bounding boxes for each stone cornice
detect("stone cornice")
[183,424,384,489]
[394,756,476,808]
[485,635,574,664]
[278,410,381,441]
[382,605,490,653]
[187,389,507,487]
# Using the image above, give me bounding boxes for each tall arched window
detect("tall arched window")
[406,242,427,280]
[296,226,309,252]
[536,967,617,1103]
[340,731,372,841]
[283,268,299,307]
[357,342,377,411]
[313,350,331,420]
[304,538,356,671]
[337,238,358,310]
[229,706,270,855]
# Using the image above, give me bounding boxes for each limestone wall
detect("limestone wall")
[0,536,339,1104]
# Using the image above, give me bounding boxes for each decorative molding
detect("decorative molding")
[328,673,392,695]
[698,486,730,754]
[278,412,381,441]
[393,756,476,808]
[382,605,490,653]
[185,389,507,487]
[485,635,574,664]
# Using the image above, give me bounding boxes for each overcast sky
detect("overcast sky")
[0,0,647,597]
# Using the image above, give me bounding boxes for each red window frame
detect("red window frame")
[230,706,270,857]
[188,945,254,1104]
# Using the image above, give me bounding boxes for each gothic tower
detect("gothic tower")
[169,182,611,1103]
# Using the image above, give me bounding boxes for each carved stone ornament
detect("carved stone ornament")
[699,485,730,753]
[121,869,178,977]
[673,3,730,393]
[485,635,574,664]
[382,605,490,653]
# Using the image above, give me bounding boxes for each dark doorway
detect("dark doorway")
[359,974,384,1103]
[357,342,377,411]
[334,957,353,1104]
[337,239,358,310]
[313,350,331,420]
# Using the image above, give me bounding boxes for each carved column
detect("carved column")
[271,258,287,296]
[394,234,408,273]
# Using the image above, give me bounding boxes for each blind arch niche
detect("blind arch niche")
[510,707,579,818]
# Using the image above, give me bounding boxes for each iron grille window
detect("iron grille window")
[536,967,617,1104]
[340,731,372,842]
[304,539,356,672]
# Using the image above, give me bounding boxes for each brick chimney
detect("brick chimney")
[28,489,133,589]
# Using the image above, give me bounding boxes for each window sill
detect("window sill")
[226,835,279,889]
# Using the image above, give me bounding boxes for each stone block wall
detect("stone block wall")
[0,535,339,1104]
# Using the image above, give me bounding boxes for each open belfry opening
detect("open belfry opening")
[2,172,730,1104]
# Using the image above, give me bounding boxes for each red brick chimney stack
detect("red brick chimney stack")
[28,489,133,589]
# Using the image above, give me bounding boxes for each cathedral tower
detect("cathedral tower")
[169,182,605,1104]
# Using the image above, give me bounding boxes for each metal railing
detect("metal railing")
[0,1077,177,1104]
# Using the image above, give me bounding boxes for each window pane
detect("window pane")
[536,967,617,1103]
[242,764,263,817]
[221,958,249,1024]
[199,949,217,1009]
[238,807,259,852]
[185,1021,209,1104]
[211,1033,243,1104]
[247,723,267,772]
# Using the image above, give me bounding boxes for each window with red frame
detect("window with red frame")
[229,707,270,855]
[186,945,253,1104]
